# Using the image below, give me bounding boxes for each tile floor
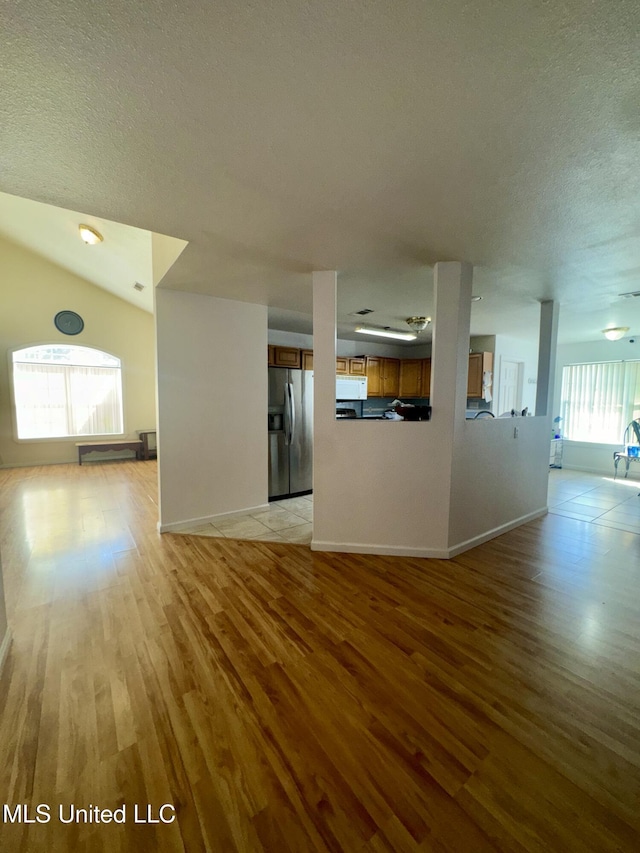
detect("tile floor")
[548,467,640,534]
[176,469,640,546]
[177,494,314,544]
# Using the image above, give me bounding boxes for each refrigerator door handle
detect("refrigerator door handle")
[283,383,290,445]
[287,382,296,445]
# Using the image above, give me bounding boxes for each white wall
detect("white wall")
[311,265,554,559]
[554,338,640,474]
[267,328,430,360]
[449,417,549,551]
[311,270,453,556]
[268,329,313,349]
[494,333,540,414]
[156,290,268,530]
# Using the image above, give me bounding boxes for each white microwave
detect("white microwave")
[336,375,368,401]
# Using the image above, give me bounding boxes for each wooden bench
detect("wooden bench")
[76,440,143,465]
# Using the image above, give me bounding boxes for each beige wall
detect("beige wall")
[0,235,156,466]
[156,289,268,530]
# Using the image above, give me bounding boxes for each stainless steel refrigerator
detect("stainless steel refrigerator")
[268,368,313,500]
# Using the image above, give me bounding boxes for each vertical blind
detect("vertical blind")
[12,346,123,439]
[561,361,640,443]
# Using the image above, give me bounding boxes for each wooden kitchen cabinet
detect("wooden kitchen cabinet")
[467,352,493,398]
[399,359,423,398]
[268,345,276,366]
[337,357,366,375]
[365,357,383,396]
[366,356,400,397]
[272,346,301,368]
[301,350,313,370]
[381,358,400,397]
[348,357,366,375]
[421,358,431,397]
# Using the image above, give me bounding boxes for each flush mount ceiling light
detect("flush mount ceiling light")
[78,224,103,245]
[355,326,417,341]
[405,316,431,333]
[602,327,630,341]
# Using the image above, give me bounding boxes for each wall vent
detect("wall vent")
[133,282,145,291]
[349,308,374,316]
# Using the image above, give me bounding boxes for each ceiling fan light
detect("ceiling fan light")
[405,316,431,333]
[78,224,103,245]
[602,327,629,341]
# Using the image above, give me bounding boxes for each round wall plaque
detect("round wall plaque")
[54,311,84,336]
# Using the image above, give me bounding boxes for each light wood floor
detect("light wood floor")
[0,462,639,852]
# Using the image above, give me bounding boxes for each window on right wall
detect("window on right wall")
[561,361,640,443]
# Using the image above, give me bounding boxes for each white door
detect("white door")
[498,360,523,414]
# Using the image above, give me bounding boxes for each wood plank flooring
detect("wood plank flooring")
[0,461,639,851]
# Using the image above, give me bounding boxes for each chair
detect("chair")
[613,418,640,480]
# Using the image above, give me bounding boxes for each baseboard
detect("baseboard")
[159,503,270,533]
[310,540,451,559]
[447,507,548,557]
[0,629,12,677]
[560,463,640,480]
[0,460,75,469]
[558,463,614,475]
[311,507,548,560]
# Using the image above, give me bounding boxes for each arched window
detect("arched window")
[12,345,124,439]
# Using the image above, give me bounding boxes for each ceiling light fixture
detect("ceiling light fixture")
[355,326,417,341]
[78,224,103,245]
[602,327,630,341]
[405,316,431,333]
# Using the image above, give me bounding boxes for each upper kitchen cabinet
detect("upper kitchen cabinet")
[348,357,366,376]
[381,358,400,397]
[272,346,302,368]
[301,350,314,370]
[467,352,493,398]
[398,358,431,398]
[421,358,431,397]
[365,356,401,398]
[399,359,423,398]
[365,357,382,396]
[336,356,365,374]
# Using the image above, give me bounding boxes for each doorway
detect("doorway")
[498,359,524,414]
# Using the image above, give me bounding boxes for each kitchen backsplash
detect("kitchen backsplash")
[335,397,431,418]
[337,397,493,418]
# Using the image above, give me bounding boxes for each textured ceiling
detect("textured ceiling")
[3,0,640,344]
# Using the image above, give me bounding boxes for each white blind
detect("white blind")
[13,346,124,439]
[561,361,640,443]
